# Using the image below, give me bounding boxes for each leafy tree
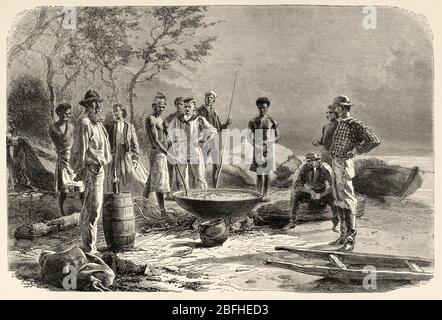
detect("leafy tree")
[126,6,220,120]
[9,7,96,117]
[7,7,64,68]
[78,7,138,104]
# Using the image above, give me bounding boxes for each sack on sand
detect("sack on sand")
[39,246,115,291]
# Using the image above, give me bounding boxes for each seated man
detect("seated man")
[282,152,338,231]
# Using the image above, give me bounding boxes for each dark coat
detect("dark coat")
[197,105,227,133]
[105,120,140,161]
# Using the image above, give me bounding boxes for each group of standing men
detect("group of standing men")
[48,89,236,253]
[48,88,379,254]
[285,95,381,252]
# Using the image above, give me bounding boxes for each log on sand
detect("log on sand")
[14,212,80,239]
[256,197,366,227]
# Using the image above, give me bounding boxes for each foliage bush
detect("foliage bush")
[8,74,52,142]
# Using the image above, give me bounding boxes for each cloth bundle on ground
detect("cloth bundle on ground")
[39,246,115,291]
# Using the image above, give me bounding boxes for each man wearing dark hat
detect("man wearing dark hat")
[329,95,381,252]
[197,90,232,187]
[70,90,112,253]
[282,152,336,231]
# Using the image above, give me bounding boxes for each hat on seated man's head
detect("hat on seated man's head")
[305,152,321,161]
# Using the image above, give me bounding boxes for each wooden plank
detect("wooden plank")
[264,260,433,282]
[405,260,425,273]
[329,254,347,269]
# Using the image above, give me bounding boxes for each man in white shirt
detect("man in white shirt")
[168,97,217,190]
[70,90,112,253]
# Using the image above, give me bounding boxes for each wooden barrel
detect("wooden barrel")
[198,218,230,247]
[102,192,135,251]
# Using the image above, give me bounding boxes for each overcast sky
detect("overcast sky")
[143,5,433,156]
[10,5,433,155]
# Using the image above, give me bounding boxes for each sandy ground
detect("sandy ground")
[8,175,434,293]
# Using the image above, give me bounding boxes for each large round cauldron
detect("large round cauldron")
[173,188,263,220]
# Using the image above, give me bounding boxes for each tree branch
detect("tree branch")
[7,8,65,68]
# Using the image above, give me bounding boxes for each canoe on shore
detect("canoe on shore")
[264,246,433,282]
[353,158,423,198]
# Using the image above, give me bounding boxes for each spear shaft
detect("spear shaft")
[215,71,239,188]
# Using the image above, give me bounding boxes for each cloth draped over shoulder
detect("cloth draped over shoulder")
[167,113,217,164]
[197,105,227,133]
[48,123,80,192]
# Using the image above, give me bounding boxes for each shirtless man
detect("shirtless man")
[143,95,171,213]
[248,97,280,202]
[48,103,82,216]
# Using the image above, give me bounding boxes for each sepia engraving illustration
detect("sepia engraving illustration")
[6,5,434,293]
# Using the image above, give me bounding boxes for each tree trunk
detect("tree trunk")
[7,8,49,68]
[46,58,56,119]
[59,65,83,104]
[108,68,119,104]
[128,63,148,122]
[128,78,137,122]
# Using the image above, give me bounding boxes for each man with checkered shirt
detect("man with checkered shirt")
[329,95,381,252]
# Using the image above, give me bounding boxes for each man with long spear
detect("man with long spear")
[197,90,232,188]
